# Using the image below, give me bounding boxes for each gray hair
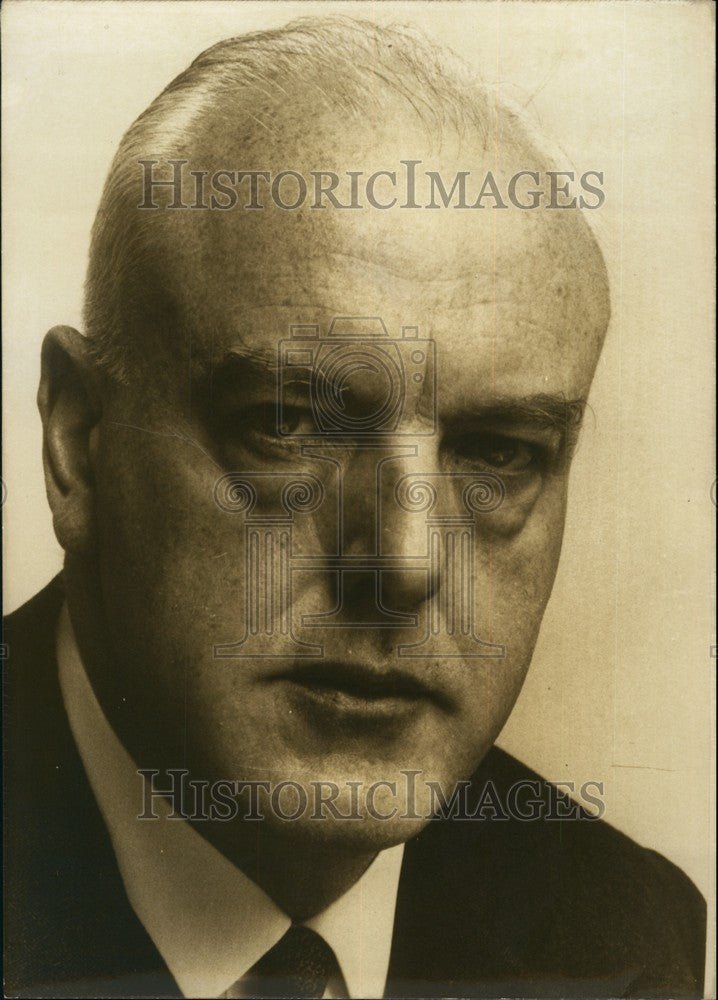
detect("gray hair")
[83,16,543,382]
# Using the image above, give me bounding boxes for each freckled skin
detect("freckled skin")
[56,113,609,913]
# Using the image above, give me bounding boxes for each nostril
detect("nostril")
[378,564,438,616]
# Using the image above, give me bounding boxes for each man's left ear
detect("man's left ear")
[37,326,103,556]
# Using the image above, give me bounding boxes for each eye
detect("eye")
[220,401,316,450]
[477,435,535,470]
[277,404,315,436]
[450,432,541,473]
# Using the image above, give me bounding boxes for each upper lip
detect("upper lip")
[271,661,452,708]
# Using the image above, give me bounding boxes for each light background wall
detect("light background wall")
[2,0,714,979]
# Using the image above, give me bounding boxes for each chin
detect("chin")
[220,756,466,847]
[256,797,432,853]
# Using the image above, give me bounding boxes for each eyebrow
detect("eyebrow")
[216,349,279,375]
[465,395,587,433]
[459,395,588,463]
[199,351,586,440]
[195,349,279,398]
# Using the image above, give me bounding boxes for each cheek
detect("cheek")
[472,483,568,685]
[94,428,248,656]
[434,500,567,779]
[497,502,565,635]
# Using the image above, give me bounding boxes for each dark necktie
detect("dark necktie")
[229,925,339,999]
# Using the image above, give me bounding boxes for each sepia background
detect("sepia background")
[2,0,714,986]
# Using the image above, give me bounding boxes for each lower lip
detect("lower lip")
[280,679,429,726]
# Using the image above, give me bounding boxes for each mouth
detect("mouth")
[270,661,453,721]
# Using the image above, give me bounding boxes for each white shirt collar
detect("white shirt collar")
[56,603,404,999]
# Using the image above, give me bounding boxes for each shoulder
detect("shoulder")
[3,577,165,996]
[4,576,68,774]
[4,575,66,673]
[494,749,706,996]
[396,748,706,997]
[4,576,67,755]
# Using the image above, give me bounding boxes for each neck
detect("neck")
[200,819,379,920]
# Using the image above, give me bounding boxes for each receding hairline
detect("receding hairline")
[83,15,607,383]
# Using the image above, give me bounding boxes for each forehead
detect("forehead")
[138,123,609,402]
[147,222,606,406]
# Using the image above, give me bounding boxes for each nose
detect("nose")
[341,441,443,615]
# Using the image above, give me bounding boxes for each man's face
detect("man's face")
[87,131,609,849]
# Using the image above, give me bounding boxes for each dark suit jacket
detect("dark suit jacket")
[3,578,707,998]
